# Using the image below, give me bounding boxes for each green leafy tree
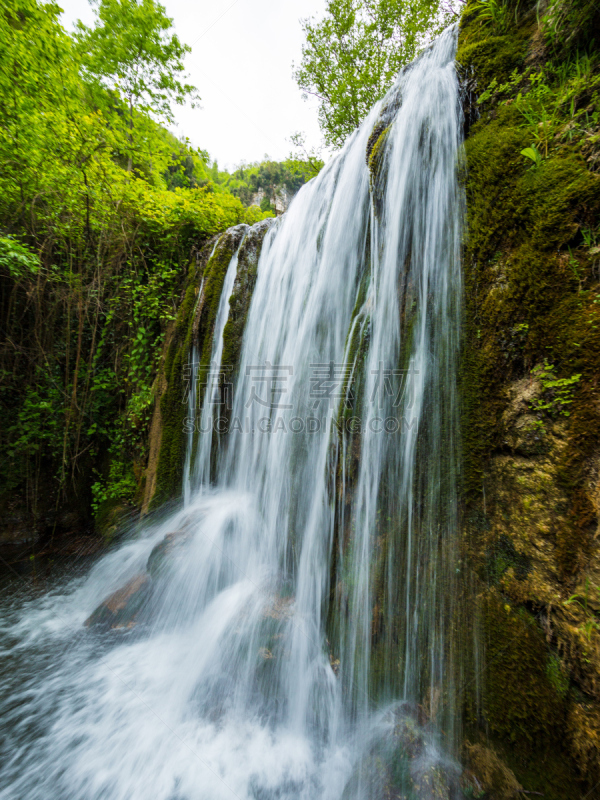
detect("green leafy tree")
[222,157,322,209]
[294,0,456,148]
[0,0,85,222]
[0,0,267,527]
[75,0,199,170]
[287,131,324,179]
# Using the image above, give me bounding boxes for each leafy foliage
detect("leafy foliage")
[0,0,265,533]
[530,361,581,417]
[220,156,323,209]
[542,0,600,56]
[74,0,199,171]
[520,144,543,167]
[471,0,510,33]
[294,0,457,148]
[0,236,40,279]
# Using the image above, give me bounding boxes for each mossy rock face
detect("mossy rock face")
[459,0,600,792]
[149,219,274,505]
[151,228,246,506]
[482,592,566,744]
[221,217,275,382]
[94,498,134,543]
[367,125,390,216]
[457,34,528,92]
[462,743,522,799]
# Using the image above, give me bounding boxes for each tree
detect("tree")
[287,132,324,179]
[0,0,81,219]
[75,0,199,170]
[293,0,456,149]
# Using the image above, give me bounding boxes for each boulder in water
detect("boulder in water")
[146,530,190,577]
[85,530,191,629]
[85,573,151,629]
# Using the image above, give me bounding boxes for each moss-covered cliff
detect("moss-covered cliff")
[145,219,274,507]
[458,0,600,794]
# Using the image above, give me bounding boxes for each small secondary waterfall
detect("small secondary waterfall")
[186,233,247,499]
[0,27,463,800]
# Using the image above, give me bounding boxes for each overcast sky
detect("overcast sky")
[59,0,328,170]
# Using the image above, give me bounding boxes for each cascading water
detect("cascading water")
[187,229,248,498]
[0,27,464,800]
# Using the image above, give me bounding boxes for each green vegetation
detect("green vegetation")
[74,0,199,172]
[0,0,269,539]
[458,0,600,791]
[2,0,600,789]
[529,361,581,417]
[210,153,323,214]
[294,0,457,148]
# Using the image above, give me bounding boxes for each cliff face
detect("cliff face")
[143,218,275,508]
[130,6,600,790]
[10,2,597,789]
[140,8,600,789]
[458,0,600,794]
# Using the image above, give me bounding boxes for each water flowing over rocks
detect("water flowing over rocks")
[0,26,466,799]
[85,573,152,629]
[6,5,600,794]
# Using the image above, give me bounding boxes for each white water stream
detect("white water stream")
[0,28,463,800]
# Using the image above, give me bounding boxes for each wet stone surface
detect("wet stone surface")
[84,573,152,630]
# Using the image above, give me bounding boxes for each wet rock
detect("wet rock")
[146,530,191,578]
[457,62,478,139]
[341,705,462,800]
[94,497,135,542]
[462,743,522,799]
[85,573,151,629]
[261,594,294,620]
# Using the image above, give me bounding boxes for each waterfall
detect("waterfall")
[186,229,248,497]
[0,27,463,800]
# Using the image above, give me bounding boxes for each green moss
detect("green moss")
[547,654,570,700]
[366,125,391,218]
[367,125,390,186]
[151,231,242,505]
[459,31,600,497]
[459,0,600,788]
[457,0,533,89]
[543,0,600,56]
[221,220,273,380]
[486,534,532,583]
[481,593,581,796]
[457,34,528,91]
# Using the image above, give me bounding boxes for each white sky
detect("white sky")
[58,0,328,170]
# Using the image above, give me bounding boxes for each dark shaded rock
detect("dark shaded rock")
[461,743,522,799]
[85,573,151,629]
[95,498,135,542]
[457,62,478,140]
